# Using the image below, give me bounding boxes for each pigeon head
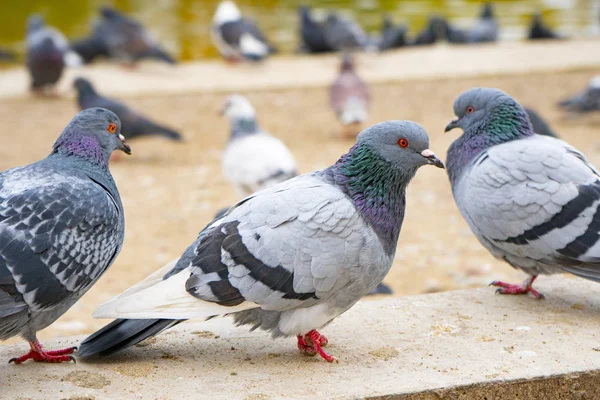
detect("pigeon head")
[340,53,355,72]
[221,95,256,120]
[214,1,242,24]
[73,77,97,97]
[481,2,494,19]
[445,88,533,141]
[27,14,45,33]
[53,108,131,167]
[221,95,259,139]
[357,120,444,170]
[332,121,442,253]
[100,7,121,20]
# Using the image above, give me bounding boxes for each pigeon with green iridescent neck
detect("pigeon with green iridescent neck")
[78,120,444,363]
[446,87,600,299]
[0,108,130,364]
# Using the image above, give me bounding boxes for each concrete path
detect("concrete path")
[1,276,599,399]
[1,40,600,100]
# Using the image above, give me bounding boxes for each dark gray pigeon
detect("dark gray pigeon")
[74,78,182,142]
[298,6,334,53]
[25,15,77,92]
[465,2,498,43]
[412,16,447,46]
[0,107,130,364]
[78,120,444,362]
[82,7,175,65]
[322,13,367,51]
[446,87,600,299]
[528,13,561,40]
[379,15,408,51]
[211,1,276,62]
[558,76,600,114]
[330,53,370,137]
[524,107,558,138]
[71,35,110,64]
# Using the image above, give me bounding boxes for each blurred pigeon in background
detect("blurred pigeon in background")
[211,1,276,62]
[466,2,498,43]
[558,76,600,114]
[0,108,130,364]
[74,78,182,142]
[26,15,82,93]
[330,53,370,137]
[298,5,334,53]
[412,16,447,46]
[524,107,558,138]
[220,95,296,197]
[78,120,444,362]
[74,7,176,65]
[528,13,561,40]
[379,15,408,51]
[322,13,368,51]
[446,87,600,299]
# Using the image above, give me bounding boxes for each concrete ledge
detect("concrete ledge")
[1,40,600,100]
[2,276,600,399]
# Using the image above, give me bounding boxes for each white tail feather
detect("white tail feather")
[93,264,258,320]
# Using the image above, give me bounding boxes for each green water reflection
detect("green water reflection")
[0,0,597,61]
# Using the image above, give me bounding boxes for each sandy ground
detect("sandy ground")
[0,69,598,343]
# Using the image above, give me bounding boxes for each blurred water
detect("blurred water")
[0,0,598,61]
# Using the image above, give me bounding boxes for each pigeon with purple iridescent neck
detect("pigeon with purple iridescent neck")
[78,120,444,363]
[0,108,130,364]
[446,87,600,300]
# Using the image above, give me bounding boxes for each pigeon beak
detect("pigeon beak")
[444,117,459,133]
[421,149,445,169]
[118,133,132,155]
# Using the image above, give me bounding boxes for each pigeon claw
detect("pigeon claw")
[490,275,544,300]
[298,330,337,363]
[8,341,77,364]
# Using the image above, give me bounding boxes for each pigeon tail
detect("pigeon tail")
[78,318,182,357]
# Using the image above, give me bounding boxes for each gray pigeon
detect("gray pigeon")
[466,2,498,43]
[379,15,408,51]
[26,15,80,92]
[74,78,182,141]
[90,7,176,65]
[78,120,444,362]
[524,107,558,138]
[211,1,276,62]
[0,108,130,364]
[298,6,334,54]
[446,87,600,299]
[322,13,367,51]
[330,53,370,137]
[558,76,600,114]
[528,13,561,40]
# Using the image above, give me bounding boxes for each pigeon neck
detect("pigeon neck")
[51,132,111,170]
[329,143,411,255]
[447,102,533,185]
[230,118,259,140]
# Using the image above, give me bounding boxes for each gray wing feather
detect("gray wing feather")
[0,166,122,314]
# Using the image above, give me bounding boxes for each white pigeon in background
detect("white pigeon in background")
[221,95,297,197]
[210,1,275,62]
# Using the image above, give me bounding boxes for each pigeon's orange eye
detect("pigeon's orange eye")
[466,106,475,114]
[107,123,117,134]
[398,138,409,148]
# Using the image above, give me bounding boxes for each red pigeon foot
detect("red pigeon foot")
[9,340,77,364]
[490,275,544,299]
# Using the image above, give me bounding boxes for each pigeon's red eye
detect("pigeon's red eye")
[107,123,117,134]
[466,106,475,114]
[398,138,409,148]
